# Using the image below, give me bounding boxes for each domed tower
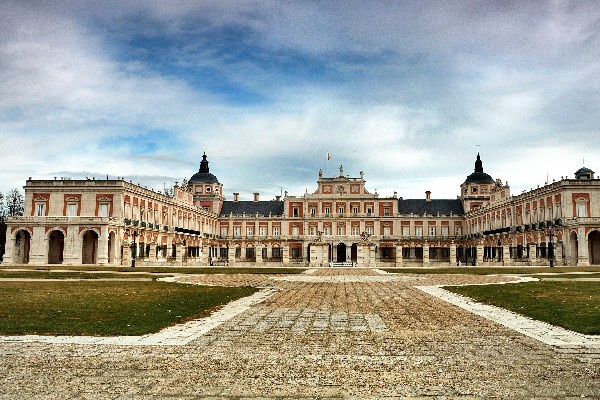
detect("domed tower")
[460,153,495,211]
[188,152,224,213]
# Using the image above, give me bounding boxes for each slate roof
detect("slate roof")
[220,201,284,216]
[189,171,220,184]
[398,199,464,215]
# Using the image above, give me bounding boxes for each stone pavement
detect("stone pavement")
[0,268,599,399]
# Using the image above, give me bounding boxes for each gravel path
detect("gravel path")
[0,268,598,399]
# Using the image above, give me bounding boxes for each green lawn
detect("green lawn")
[0,271,165,279]
[383,266,600,275]
[447,281,600,335]
[0,281,257,336]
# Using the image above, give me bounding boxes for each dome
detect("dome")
[188,153,220,184]
[462,153,494,185]
[574,166,595,180]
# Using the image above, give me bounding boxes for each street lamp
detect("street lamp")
[124,228,138,268]
[547,229,556,268]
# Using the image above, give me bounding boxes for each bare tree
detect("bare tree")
[5,188,24,217]
[0,191,5,222]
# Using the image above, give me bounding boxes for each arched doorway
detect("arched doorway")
[351,243,358,262]
[570,231,578,265]
[82,230,99,264]
[48,230,64,264]
[307,244,311,262]
[588,230,600,265]
[108,232,116,264]
[336,243,346,262]
[13,230,31,264]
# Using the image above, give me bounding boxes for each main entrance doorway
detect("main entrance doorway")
[336,243,346,262]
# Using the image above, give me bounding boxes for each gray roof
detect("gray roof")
[220,201,284,216]
[398,199,464,215]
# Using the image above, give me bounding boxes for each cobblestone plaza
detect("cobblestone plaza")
[1,268,598,398]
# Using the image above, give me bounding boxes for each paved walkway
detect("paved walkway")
[0,268,599,398]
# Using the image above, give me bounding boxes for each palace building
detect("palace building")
[3,152,600,267]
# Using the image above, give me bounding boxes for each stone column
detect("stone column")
[122,240,131,266]
[396,243,403,267]
[449,242,457,267]
[369,244,376,267]
[2,232,15,265]
[282,242,290,266]
[30,226,47,265]
[63,226,79,265]
[476,243,484,266]
[255,242,263,266]
[502,244,510,266]
[148,242,157,264]
[201,243,209,265]
[228,244,236,266]
[97,226,109,265]
[554,241,563,266]
[529,243,537,265]
[577,227,590,266]
[175,242,183,263]
[422,243,430,267]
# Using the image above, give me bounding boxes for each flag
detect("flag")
[327,152,330,161]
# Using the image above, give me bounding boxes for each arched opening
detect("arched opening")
[82,230,99,264]
[13,230,31,264]
[351,243,358,262]
[336,243,347,262]
[588,230,600,265]
[570,231,578,265]
[48,230,64,264]
[306,244,311,262]
[108,232,115,264]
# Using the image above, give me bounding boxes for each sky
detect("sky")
[1,0,600,201]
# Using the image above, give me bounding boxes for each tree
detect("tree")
[5,188,24,217]
[0,191,5,222]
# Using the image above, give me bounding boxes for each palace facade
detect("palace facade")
[3,152,600,267]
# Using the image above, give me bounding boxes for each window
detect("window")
[366,226,372,235]
[352,207,358,216]
[402,226,409,237]
[310,207,316,216]
[36,203,45,216]
[273,227,280,237]
[366,207,372,215]
[259,226,266,238]
[234,227,241,238]
[272,247,282,258]
[246,248,255,259]
[383,226,391,237]
[220,227,227,238]
[442,226,449,238]
[415,227,423,237]
[338,207,344,216]
[310,226,316,235]
[429,226,436,237]
[262,248,267,258]
[291,248,300,259]
[455,227,462,236]
[324,227,331,235]
[247,227,254,238]
[67,204,78,216]
[577,203,587,218]
[352,226,359,236]
[383,207,390,216]
[324,207,330,216]
[292,226,299,238]
[99,204,109,217]
[293,207,299,217]
[337,226,345,236]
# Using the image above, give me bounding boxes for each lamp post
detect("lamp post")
[547,229,555,268]
[125,229,138,267]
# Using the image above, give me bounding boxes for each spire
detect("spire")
[199,151,209,173]
[474,153,483,173]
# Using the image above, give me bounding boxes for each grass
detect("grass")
[0,271,165,279]
[382,266,600,275]
[0,281,257,336]
[447,281,600,335]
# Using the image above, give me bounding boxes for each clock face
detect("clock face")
[205,186,211,193]
[472,187,478,193]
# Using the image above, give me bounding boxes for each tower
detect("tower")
[460,153,495,211]
[188,152,224,214]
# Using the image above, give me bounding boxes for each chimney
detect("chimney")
[253,192,259,202]
[275,195,281,201]
[233,192,239,202]
[425,191,431,202]
[393,191,397,198]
